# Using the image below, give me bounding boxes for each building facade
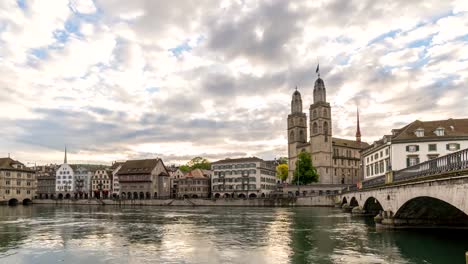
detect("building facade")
[0,157,36,205]
[287,73,368,184]
[36,164,57,199]
[74,167,92,199]
[55,149,74,199]
[110,162,123,198]
[175,169,211,198]
[91,169,111,199]
[117,158,171,199]
[363,119,468,180]
[211,157,277,198]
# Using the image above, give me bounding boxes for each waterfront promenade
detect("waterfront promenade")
[32,195,335,207]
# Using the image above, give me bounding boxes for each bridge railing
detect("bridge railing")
[361,175,385,188]
[393,147,468,182]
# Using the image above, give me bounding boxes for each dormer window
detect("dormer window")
[415,128,424,137]
[434,127,445,136]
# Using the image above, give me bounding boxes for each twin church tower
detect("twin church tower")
[287,69,367,184]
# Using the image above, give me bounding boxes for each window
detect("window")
[407,156,420,167]
[6,180,10,185]
[434,127,445,136]
[406,145,419,152]
[385,148,389,156]
[380,151,383,158]
[428,144,437,151]
[415,128,424,137]
[446,143,460,151]
[312,122,318,134]
[16,189,21,194]
[374,163,378,174]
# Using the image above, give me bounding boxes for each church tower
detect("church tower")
[287,88,307,181]
[309,71,334,184]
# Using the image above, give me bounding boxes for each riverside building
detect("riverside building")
[117,158,171,199]
[0,157,36,205]
[211,157,277,198]
[175,169,211,198]
[363,118,468,180]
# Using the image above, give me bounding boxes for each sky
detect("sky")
[0,0,467,165]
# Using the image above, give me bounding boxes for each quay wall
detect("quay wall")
[32,196,335,207]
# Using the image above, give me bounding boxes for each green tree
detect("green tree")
[187,156,211,170]
[276,163,289,182]
[179,165,191,172]
[292,152,318,185]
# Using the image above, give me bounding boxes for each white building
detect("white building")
[110,162,123,198]
[363,118,468,180]
[211,157,277,198]
[55,148,75,199]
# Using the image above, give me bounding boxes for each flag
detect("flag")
[316,64,319,73]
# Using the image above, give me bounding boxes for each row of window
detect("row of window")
[56,175,72,179]
[57,180,72,184]
[334,159,359,166]
[0,172,33,177]
[178,187,209,192]
[213,177,256,183]
[214,170,257,176]
[366,148,389,163]
[212,163,256,170]
[366,159,390,177]
[1,189,32,195]
[406,143,460,152]
[178,180,208,185]
[334,168,359,177]
[92,180,110,184]
[4,180,33,186]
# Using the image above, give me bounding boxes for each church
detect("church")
[287,70,369,185]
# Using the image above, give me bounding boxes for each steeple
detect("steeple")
[64,146,68,164]
[313,65,326,103]
[356,108,361,143]
[291,87,303,114]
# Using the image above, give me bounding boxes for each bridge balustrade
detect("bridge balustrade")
[361,175,385,188]
[344,148,468,193]
[394,147,468,182]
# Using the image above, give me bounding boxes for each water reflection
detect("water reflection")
[0,206,467,263]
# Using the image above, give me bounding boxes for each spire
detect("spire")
[64,146,68,164]
[356,107,361,143]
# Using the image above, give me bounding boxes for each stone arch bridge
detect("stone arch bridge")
[339,148,468,228]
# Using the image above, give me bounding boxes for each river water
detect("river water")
[0,205,467,264]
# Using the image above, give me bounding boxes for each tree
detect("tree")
[179,165,191,172]
[277,157,288,165]
[292,152,318,185]
[187,157,211,170]
[276,164,288,182]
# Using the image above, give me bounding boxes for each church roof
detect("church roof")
[391,118,468,142]
[332,137,369,149]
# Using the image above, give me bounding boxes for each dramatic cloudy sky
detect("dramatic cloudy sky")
[1,0,467,165]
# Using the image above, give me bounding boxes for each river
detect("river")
[0,205,467,263]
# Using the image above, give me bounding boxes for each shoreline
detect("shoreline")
[29,196,336,207]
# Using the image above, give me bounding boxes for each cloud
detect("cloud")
[0,0,467,165]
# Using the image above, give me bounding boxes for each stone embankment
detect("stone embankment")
[33,195,335,207]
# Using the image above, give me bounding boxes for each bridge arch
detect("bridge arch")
[341,197,348,205]
[363,197,384,216]
[8,198,18,206]
[349,197,359,207]
[394,196,468,226]
[22,198,32,205]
